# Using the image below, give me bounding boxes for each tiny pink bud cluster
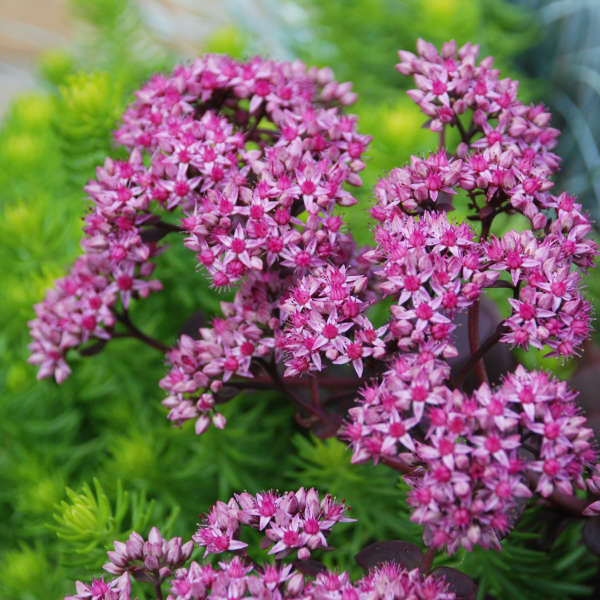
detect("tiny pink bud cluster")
[104,527,194,581]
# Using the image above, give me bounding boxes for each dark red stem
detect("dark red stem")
[258,359,329,421]
[153,220,184,233]
[115,312,170,354]
[453,323,505,388]
[525,471,590,516]
[467,301,488,386]
[152,578,164,600]
[420,546,436,573]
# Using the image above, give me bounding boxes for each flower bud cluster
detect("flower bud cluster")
[103,527,194,580]
[193,487,354,560]
[65,573,131,600]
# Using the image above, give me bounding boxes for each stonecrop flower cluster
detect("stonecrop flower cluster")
[193,487,354,560]
[32,38,600,567]
[28,53,368,386]
[66,489,456,600]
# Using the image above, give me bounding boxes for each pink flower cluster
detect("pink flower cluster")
[115,54,367,289]
[486,228,592,356]
[66,574,131,600]
[168,561,454,600]
[66,488,456,600]
[346,359,597,553]
[159,271,286,433]
[278,265,386,377]
[29,53,368,385]
[169,557,301,600]
[193,487,353,560]
[397,39,561,228]
[304,563,455,600]
[372,39,596,361]
[364,212,497,359]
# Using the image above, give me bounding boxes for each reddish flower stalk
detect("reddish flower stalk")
[467,301,488,385]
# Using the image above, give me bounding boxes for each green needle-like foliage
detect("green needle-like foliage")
[52,479,173,569]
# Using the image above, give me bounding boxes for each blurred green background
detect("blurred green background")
[1,1,600,598]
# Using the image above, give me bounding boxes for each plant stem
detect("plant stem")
[420,546,436,573]
[524,471,590,516]
[379,455,415,475]
[115,311,170,354]
[258,359,328,421]
[453,324,504,387]
[467,301,488,385]
[152,579,164,600]
[153,220,184,233]
[455,114,468,142]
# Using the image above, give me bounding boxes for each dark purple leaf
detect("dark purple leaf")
[355,541,424,571]
[178,309,206,339]
[141,214,162,226]
[583,516,600,556]
[293,560,328,577]
[432,567,477,600]
[436,191,455,213]
[260,537,272,550]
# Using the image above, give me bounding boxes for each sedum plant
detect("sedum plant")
[27,38,600,598]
